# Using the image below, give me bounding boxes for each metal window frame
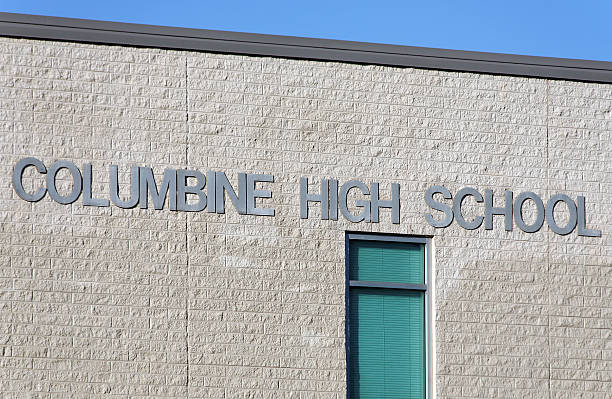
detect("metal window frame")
[345,232,433,399]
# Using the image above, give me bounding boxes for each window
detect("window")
[346,233,431,399]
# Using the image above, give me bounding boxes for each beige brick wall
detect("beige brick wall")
[0,37,610,398]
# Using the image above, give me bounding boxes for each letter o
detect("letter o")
[546,194,577,235]
[46,160,82,204]
[513,192,545,233]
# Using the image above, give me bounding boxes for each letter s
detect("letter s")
[425,185,453,228]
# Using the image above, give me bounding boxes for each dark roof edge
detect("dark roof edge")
[1,12,612,84]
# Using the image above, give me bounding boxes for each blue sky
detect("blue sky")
[2,1,612,61]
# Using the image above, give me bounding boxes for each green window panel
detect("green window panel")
[349,240,424,285]
[347,238,427,399]
[348,288,425,398]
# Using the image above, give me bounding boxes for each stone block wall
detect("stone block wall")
[0,37,610,398]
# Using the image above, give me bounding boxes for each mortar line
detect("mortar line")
[184,54,190,399]
[545,79,551,399]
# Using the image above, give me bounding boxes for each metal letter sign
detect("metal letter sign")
[11,158,601,237]
[425,185,601,237]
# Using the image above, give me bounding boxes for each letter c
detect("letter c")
[453,187,484,230]
[13,157,47,202]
